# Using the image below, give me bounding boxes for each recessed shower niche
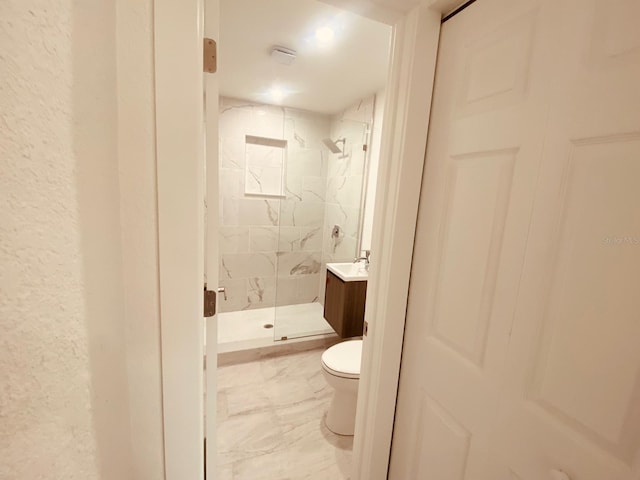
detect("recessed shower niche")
[244,135,287,197]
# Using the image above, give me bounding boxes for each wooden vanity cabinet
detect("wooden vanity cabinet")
[323,270,367,338]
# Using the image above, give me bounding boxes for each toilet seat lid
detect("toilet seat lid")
[322,339,363,377]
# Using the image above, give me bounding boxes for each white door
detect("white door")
[390,0,640,478]
[204,0,220,477]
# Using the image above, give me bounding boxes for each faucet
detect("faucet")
[354,250,371,265]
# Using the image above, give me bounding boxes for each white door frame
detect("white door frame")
[352,3,446,478]
[154,0,205,478]
[153,1,465,478]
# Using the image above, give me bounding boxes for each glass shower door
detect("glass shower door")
[216,99,283,348]
[272,107,332,341]
[272,106,371,341]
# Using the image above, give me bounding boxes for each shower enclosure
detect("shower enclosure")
[217,96,374,349]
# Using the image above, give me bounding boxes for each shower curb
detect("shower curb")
[216,333,340,367]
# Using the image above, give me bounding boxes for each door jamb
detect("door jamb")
[352,4,444,478]
[153,1,464,478]
[154,0,206,478]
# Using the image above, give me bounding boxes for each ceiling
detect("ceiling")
[219,0,393,115]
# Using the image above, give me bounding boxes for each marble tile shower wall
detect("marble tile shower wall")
[218,97,331,313]
[319,96,375,304]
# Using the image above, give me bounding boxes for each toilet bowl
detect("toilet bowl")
[321,338,363,435]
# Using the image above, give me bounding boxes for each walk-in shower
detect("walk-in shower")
[216,96,375,353]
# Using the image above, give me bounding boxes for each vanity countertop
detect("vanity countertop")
[326,262,369,282]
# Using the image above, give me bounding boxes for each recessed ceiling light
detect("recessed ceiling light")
[269,87,285,102]
[315,26,335,44]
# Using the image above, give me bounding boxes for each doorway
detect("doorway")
[212,0,391,476]
[155,1,450,478]
[214,0,391,352]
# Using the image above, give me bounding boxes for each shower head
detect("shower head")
[322,137,346,155]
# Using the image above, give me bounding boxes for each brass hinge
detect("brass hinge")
[204,284,216,317]
[363,144,368,152]
[203,38,217,73]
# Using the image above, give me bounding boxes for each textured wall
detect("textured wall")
[0,1,134,478]
[0,2,100,476]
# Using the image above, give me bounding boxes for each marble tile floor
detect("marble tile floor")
[218,302,334,348]
[217,348,352,479]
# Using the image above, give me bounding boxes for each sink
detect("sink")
[326,262,369,282]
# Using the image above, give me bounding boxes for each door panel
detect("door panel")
[390,1,553,477]
[497,1,640,477]
[390,0,640,478]
[411,395,471,479]
[430,151,515,366]
[456,9,537,117]
[532,143,640,447]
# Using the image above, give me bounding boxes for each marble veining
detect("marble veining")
[250,226,278,252]
[221,253,276,280]
[277,227,301,252]
[220,226,250,254]
[275,277,323,307]
[285,183,302,202]
[277,252,322,278]
[264,200,279,226]
[217,349,353,479]
[221,257,232,279]
[300,227,321,250]
[247,277,267,304]
[290,257,321,276]
[246,168,263,192]
[286,117,306,148]
[245,140,286,197]
[275,227,322,253]
[220,102,265,115]
[218,95,372,319]
[221,137,245,170]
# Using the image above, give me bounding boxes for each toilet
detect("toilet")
[321,338,363,435]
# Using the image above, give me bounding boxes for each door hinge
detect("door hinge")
[203,38,217,74]
[204,284,216,317]
[363,144,368,152]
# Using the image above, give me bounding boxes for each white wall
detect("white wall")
[360,89,385,252]
[116,1,166,478]
[1,1,165,478]
[73,0,135,476]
